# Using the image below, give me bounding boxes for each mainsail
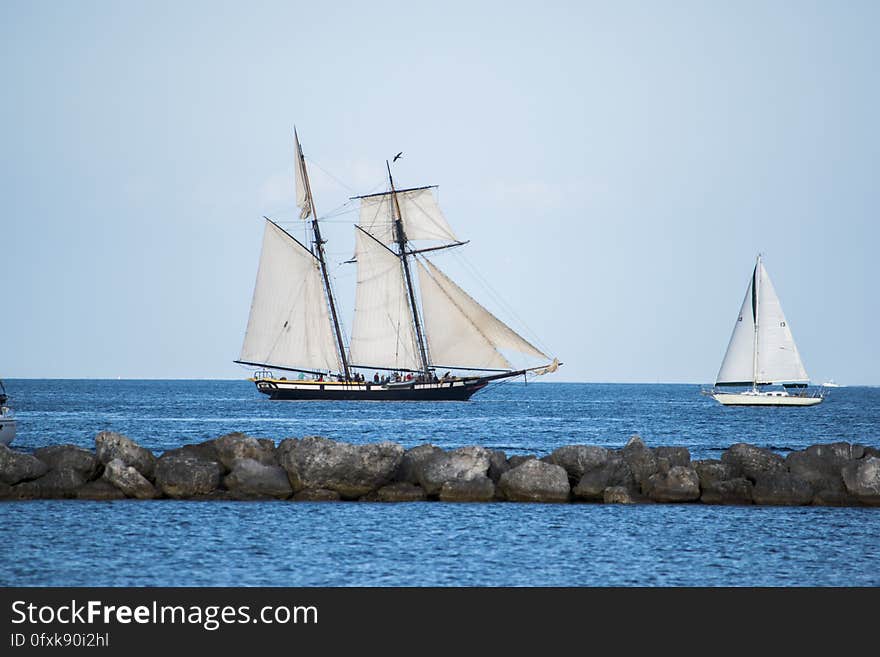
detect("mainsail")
[715,257,809,387]
[417,258,549,370]
[348,228,422,371]
[239,220,340,372]
[358,187,459,245]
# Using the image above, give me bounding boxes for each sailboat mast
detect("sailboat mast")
[295,130,352,381]
[751,254,761,391]
[387,160,431,376]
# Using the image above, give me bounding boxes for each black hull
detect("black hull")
[259,381,488,401]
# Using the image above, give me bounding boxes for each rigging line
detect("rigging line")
[449,250,552,356]
[303,156,356,193]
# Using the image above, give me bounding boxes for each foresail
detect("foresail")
[349,229,421,371]
[715,268,757,386]
[755,262,809,384]
[417,258,549,370]
[239,221,339,372]
[359,188,458,245]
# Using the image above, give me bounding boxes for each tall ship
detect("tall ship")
[236,131,560,400]
[706,254,824,406]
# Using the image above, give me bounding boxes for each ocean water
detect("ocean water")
[2,380,879,587]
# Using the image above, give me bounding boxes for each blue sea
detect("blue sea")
[2,380,879,586]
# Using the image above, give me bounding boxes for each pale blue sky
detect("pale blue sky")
[2,1,877,383]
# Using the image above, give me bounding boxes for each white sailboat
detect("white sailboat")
[235,131,560,400]
[0,380,16,446]
[707,254,824,406]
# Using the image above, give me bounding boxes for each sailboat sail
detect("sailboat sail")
[239,220,340,372]
[417,258,549,370]
[348,229,422,371]
[715,259,809,387]
[358,188,459,245]
[294,131,312,221]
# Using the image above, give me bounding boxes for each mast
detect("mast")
[751,254,761,392]
[295,129,352,381]
[387,160,431,376]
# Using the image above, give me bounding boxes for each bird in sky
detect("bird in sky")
[393,151,403,162]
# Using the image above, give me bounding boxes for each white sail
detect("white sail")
[755,261,809,384]
[417,258,549,370]
[349,229,421,371]
[715,267,757,386]
[715,258,809,386]
[294,131,312,220]
[239,220,339,372]
[359,188,459,245]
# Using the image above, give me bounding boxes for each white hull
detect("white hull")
[711,391,823,407]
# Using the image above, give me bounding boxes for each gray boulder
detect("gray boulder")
[213,433,277,469]
[0,445,49,485]
[223,458,292,499]
[95,431,157,479]
[785,444,856,494]
[154,455,222,498]
[621,435,658,489]
[507,455,537,469]
[487,450,510,483]
[841,456,880,506]
[604,486,637,504]
[700,478,754,505]
[293,488,341,501]
[812,490,859,507]
[693,459,739,488]
[395,444,444,484]
[542,445,609,485]
[10,469,88,499]
[572,456,635,501]
[419,446,492,496]
[279,436,404,499]
[439,477,496,502]
[161,439,223,468]
[373,482,427,502]
[752,473,814,506]
[34,444,99,481]
[498,460,570,503]
[76,479,127,500]
[103,458,159,499]
[721,443,786,481]
[654,446,691,469]
[645,466,700,502]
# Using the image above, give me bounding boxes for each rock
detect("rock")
[841,456,880,506]
[487,450,510,483]
[373,482,427,502]
[864,447,880,459]
[752,473,814,506]
[293,488,341,501]
[223,458,292,499]
[395,444,444,484]
[10,469,88,499]
[76,479,128,500]
[621,435,658,489]
[419,446,492,496]
[542,445,609,485]
[103,458,159,499]
[786,444,856,494]
[0,445,50,485]
[213,433,277,469]
[34,444,99,481]
[721,443,786,481]
[645,466,700,502]
[572,457,635,501]
[603,486,637,504]
[154,455,222,498]
[279,436,404,499]
[95,431,157,479]
[507,455,536,469]
[700,478,754,505]
[812,490,859,507]
[654,446,691,469]
[439,477,496,502]
[161,440,223,468]
[693,459,739,488]
[498,460,570,503]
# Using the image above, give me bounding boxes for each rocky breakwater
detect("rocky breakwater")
[1,433,879,506]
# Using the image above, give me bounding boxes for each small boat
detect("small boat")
[0,380,16,446]
[235,131,560,400]
[821,380,842,388]
[705,254,824,407]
